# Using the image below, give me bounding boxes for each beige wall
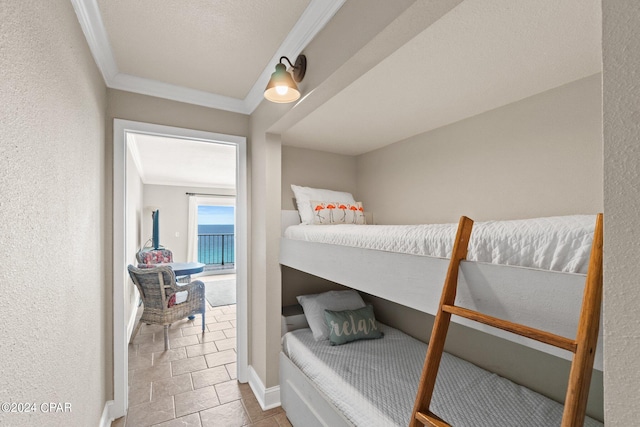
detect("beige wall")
[603,3,640,425]
[249,101,285,389]
[281,146,358,210]
[0,1,108,425]
[107,90,249,139]
[142,184,235,262]
[357,74,603,224]
[249,0,423,392]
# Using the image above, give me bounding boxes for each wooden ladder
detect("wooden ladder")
[410,214,603,427]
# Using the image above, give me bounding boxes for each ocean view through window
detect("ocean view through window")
[198,205,235,271]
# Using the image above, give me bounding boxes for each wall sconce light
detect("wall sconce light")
[264,55,307,103]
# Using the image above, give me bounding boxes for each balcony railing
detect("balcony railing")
[197,233,235,269]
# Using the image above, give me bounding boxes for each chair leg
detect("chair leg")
[202,311,206,333]
[130,320,142,344]
[163,325,169,351]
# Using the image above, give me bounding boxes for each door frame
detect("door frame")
[111,119,248,418]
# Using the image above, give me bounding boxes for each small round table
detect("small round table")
[165,262,205,277]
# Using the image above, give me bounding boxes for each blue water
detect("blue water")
[198,224,234,234]
[198,224,235,265]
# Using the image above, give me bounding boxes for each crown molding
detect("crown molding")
[71,0,345,115]
[111,73,249,113]
[70,0,118,82]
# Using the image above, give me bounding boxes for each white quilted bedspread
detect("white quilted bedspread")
[284,215,596,273]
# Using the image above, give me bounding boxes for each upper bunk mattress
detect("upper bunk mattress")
[282,324,603,427]
[283,214,595,273]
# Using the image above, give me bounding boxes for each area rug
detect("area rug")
[205,279,236,307]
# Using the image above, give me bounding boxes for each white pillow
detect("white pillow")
[297,290,366,341]
[291,185,356,225]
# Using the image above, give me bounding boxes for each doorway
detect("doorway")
[112,119,248,419]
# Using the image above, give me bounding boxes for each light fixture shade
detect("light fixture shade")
[264,63,301,103]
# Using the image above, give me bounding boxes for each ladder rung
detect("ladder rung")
[442,304,577,353]
[415,411,451,427]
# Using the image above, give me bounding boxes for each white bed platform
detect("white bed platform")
[279,210,603,370]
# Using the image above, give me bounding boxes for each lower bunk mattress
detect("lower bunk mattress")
[281,324,602,427]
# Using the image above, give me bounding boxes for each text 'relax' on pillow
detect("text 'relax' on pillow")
[324,305,384,346]
[291,185,356,225]
[310,201,366,225]
[296,290,365,341]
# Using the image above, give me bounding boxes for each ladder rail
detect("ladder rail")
[411,214,603,427]
[410,216,473,427]
[562,213,603,427]
[442,304,577,353]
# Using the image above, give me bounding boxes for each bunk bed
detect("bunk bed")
[280,210,603,368]
[279,207,603,426]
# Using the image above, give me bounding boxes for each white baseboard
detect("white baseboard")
[98,400,114,427]
[248,366,281,410]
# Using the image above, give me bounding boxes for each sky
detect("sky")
[198,205,235,225]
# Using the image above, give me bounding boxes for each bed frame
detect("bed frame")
[280,352,354,427]
[279,210,603,370]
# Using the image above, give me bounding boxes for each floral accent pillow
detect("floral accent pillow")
[310,201,366,225]
[137,249,173,264]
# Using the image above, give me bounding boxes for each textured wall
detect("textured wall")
[602,2,640,425]
[357,74,603,224]
[0,1,108,425]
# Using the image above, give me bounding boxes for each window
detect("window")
[197,205,235,269]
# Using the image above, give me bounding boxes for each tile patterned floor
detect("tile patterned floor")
[112,274,291,427]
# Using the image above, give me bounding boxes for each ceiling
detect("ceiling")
[72,0,602,181]
[71,0,343,188]
[127,133,237,189]
[72,0,344,114]
[282,0,602,155]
